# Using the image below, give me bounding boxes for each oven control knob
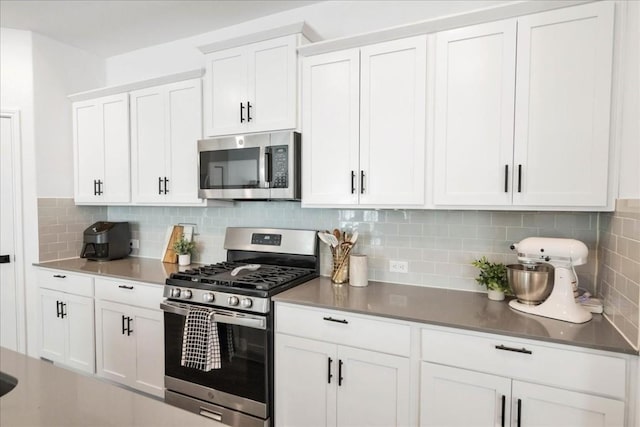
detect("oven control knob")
[171,288,181,298]
[182,290,192,299]
[203,293,214,303]
[240,298,253,308]
[228,296,239,306]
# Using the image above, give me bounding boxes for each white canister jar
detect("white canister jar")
[349,254,368,287]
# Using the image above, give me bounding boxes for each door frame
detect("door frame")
[1,109,27,353]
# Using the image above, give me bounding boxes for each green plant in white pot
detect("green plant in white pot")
[471,257,510,301]
[173,235,196,266]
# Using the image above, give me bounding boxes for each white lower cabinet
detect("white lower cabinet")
[275,304,411,427]
[276,334,410,427]
[420,363,624,427]
[40,288,95,373]
[95,279,164,397]
[420,328,628,427]
[38,269,95,374]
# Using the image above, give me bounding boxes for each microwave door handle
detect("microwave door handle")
[265,149,272,186]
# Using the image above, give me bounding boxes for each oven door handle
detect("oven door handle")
[160,302,267,330]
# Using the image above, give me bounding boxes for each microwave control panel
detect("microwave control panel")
[270,145,288,188]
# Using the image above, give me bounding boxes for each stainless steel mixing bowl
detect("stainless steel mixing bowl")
[507,263,554,305]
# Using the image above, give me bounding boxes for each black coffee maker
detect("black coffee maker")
[80,221,131,261]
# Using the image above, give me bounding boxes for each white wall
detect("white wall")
[1,27,105,356]
[105,0,503,84]
[32,33,105,198]
[617,0,639,199]
[0,28,39,356]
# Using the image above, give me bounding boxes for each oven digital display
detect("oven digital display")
[251,233,282,246]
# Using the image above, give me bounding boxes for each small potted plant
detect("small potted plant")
[173,235,196,266]
[471,256,510,301]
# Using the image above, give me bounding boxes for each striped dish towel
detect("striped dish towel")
[180,307,221,371]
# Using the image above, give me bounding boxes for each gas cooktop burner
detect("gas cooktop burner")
[169,262,316,292]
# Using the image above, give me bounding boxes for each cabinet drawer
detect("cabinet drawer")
[421,328,627,399]
[95,278,163,310]
[276,304,410,356]
[37,269,94,297]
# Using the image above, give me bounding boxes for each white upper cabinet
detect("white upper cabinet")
[203,35,298,137]
[73,94,130,204]
[433,20,516,206]
[513,2,614,207]
[433,2,615,209]
[302,49,361,205]
[302,35,427,207]
[131,78,205,205]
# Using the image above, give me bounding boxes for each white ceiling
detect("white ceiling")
[0,0,320,57]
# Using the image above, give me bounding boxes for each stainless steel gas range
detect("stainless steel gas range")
[161,227,319,427]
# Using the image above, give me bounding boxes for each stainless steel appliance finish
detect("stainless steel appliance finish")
[161,227,319,427]
[198,131,301,200]
[507,263,554,305]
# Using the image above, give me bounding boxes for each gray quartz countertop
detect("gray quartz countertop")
[34,257,184,286]
[0,347,213,427]
[273,277,638,356]
[34,258,637,355]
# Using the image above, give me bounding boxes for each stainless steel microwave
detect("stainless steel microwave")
[198,131,301,200]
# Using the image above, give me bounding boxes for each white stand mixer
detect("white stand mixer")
[508,237,592,324]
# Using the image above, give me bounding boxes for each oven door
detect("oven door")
[161,301,270,420]
[198,133,270,199]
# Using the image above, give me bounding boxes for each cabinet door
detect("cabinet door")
[165,79,204,204]
[64,293,95,373]
[73,99,104,203]
[130,86,167,204]
[420,363,511,427]
[433,21,517,206]
[359,35,427,206]
[247,35,297,133]
[40,289,66,363]
[301,49,360,206]
[130,306,164,397]
[512,381,624,427]
[513,2,614,207]
[102,94,131,203]
[95,300,134,383]
[203,47,247,137]
[275,334,337,427]
[336,346,410,427]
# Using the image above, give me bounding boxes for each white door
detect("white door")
[131,306,164,397]
[0,112,23,352]
[359,35,427,206]
[420,363,512,427]
[39,289,66,363]
[131,86,167,203]
[203,47,247,137]
[248,35,297,133]
[275,334,337,427]
[433,20,517,206]
[336,346,410,427]
[512,381,624,427]
[64,293,95,373]
[165,79,204,204]
[301,49,360,206]
[95,300,134,383]
[513,2,614,207]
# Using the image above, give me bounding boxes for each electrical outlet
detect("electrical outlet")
[130,239,139,249]
[389,260,408,273]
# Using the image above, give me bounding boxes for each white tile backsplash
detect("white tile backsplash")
[103,201,599,293]
[598,199,640,349]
